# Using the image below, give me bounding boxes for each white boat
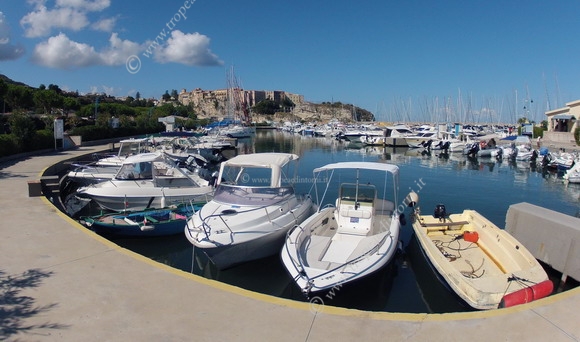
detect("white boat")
[218,124,256,138]
[95,137,153,167]
[383,124,414,146]
[563,163,580,183]
[156,136,237,163]
[76,152,213,211]
[500,136,534,161]
[184,153,314,270]
[408,194,553,310]
[281,162,402,295]
[405,132,439,148]
[65,164,120,185]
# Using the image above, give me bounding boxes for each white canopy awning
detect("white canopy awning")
[552,114,574,120]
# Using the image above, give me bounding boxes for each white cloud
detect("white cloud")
[21,0,112,37]
[21,6,89,37]
[100,32,142,65]
[56,0,111,12]
[152,30,223,66]
[0,12,25,61]
[91,16,117,32]
[31,32,142,69]
[32,33,99,68]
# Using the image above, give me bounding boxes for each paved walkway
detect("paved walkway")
[1,146,579,341]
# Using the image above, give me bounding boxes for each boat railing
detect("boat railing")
[284,224,310,273]
[196,195,294,245]
[301,229,393,286]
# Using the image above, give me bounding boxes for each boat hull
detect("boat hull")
[80,186,213,211]
[186,196,314,269]
[82,203,203,237]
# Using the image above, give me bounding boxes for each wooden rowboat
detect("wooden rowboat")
[82,202,204,237]
[408,193,552,310]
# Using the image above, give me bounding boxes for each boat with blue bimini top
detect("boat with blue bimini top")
[407,192,553,310]
[81,202,205,237]
[281,162,402,296]
[184,152,315,270]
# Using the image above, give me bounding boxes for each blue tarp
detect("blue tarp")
[205,119,241,128]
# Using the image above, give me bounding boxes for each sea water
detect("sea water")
[112,130,580,313]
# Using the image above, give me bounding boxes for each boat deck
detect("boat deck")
[425,229,505,278]
[301,209,391,270]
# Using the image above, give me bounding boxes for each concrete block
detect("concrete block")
[506,202,580,281]
[28,180,42,197]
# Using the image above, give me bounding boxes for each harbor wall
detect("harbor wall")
[505,202,580,283]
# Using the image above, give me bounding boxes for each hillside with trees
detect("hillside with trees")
[0,74,377,157]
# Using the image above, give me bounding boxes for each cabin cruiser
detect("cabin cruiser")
[76,152,213,211]
[184,153,314,270]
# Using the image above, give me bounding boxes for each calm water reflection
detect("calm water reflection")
[112,130,580,313]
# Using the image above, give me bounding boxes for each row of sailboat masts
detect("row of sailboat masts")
[226,66,251,125]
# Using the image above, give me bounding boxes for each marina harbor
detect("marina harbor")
[2,126,580,341]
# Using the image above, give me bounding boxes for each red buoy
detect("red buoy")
[499,280,554,308]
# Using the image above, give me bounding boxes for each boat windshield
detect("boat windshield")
[339,183,376,203]
[115,162,153,180]
[213,185,294,206]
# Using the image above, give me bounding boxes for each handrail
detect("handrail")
[193,194,297,246]
[292,216,397,290]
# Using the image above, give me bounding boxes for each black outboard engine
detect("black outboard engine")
[466,143,479,157]
[434,204,447,222]
[531,149,538,163]
[441,141,451,153]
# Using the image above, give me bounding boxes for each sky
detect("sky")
[2,0,580,123]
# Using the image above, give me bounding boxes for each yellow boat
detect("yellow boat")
[407,192,553,310]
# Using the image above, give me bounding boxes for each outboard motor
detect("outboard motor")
[441,141,451,153]
[531,149,538,163]
[434,204,447,222]
[465,143,479,157]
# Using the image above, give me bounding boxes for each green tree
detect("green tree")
[281,97,295,112]
[8,111,36,150]
[252,99,279,115]
[0,79,7,113]
[162,90,171,101]
[63,97,81,115]
[5,85,34,111]
[34,89,63,114]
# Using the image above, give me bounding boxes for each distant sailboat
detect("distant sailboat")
[218,66,256,138]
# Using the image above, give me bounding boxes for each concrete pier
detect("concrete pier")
[1,146,580,341]
[506,202,580,285]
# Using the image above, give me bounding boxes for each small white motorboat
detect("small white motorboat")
[184,153,314,270]
[281,162,402,295]
[564,163,580,183]
[408,194,553,310]
[94,137,153,167]
[76,152,213,211]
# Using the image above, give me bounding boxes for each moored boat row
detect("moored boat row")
[61,132,563,310]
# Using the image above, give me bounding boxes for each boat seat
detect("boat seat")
[336,201,373,236]
[339,208,372,219]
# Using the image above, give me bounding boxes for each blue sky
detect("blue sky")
[2,0,580,123]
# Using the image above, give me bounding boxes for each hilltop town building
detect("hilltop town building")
[178,88,304,108]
